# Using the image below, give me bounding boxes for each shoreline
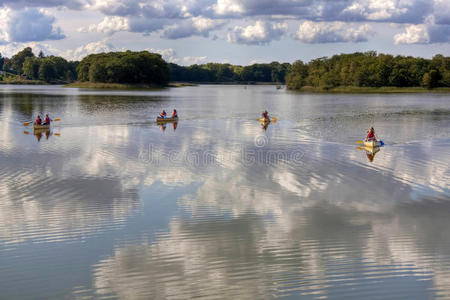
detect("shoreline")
[0,80,47,85]
[289,86,450,94]
[2,81,450,93]
[64,82,167,90]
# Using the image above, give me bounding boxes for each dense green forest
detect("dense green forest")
[286,52,450,90]
[1,48,449,90]
[169,62,291,83]
[77,51,169,85]
[2,47,77,83]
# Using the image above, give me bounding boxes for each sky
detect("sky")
[0,0,449,65]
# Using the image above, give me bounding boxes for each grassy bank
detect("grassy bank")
[64,82,166,90]
[292,86,450,93]
[0,79,46,85]
[168,82,198,87]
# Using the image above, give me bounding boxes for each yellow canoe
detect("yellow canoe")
[258,118,271,124]
[33,124,50,130]
[156,117,178,122]
[364,140,381,148]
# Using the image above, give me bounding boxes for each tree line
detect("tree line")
[169,62,291,83]
[1,48,449,89]
[1,47,77,83]
[286,51,450,90]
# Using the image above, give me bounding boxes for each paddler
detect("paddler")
[262,110,269,121]
[43,114,52,125]
[172,109,178,118]
[365,126,377,141]
[160,110,167,119]
[35,115,42,125]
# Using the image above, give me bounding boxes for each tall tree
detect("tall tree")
[23,57,40,80]
[0,53,4,71]
[38,60,56,82]
[10,47,34,74]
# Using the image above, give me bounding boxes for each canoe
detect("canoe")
[33,124,50,130]
[364,140,381,148]
[364,146,380,155]
[156,116,178,122]
[258,118,271,124]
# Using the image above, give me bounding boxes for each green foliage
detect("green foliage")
[23,57,40,79]
[169,61,290,83]
[10,47,34,74]
[77,51,169,85]
[286,60,308,90]
[38,60,56,82]
[422,70,440,88]
[22,54,76,83]
[286,52,450,90]
[0,53,4,71]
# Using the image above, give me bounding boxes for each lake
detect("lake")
[0,84,449,299]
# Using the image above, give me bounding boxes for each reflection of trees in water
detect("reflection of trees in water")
[6,93,65,118]
[78,95,168,114]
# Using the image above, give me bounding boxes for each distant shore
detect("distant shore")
[292,86,450,93]
[2,81,450,93]
[64,82,279,89]
[64,82,167,89]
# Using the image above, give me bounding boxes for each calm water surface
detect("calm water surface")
[0,85,449,299]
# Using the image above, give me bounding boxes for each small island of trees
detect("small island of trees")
[0,47,449,92]
[76,51,169,86]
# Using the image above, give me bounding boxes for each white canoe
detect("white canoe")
[364,140,381,148]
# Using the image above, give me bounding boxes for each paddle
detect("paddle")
[272,116,277,124]
[356,140,364,144]
[24,118,60,126]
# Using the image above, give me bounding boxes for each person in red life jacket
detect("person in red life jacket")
[172,109,178,118]
[160,110,167,118]
[43,114,52,125]
[365,126,377,141]
[35,115,42,125]
[262,110,269,120]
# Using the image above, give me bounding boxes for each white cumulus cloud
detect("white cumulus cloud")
[79,16,130,35]
[0,8,65,43]
[146,47,207,65]
[295,21,374,43]
[214,0,244,15]
[394,22,450,44]
[162,17,224,39]
[394,24,429,44]
[227,21,287,45]
[0,42,61,58]
[61,39,120,61]
[339,0,432,23]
